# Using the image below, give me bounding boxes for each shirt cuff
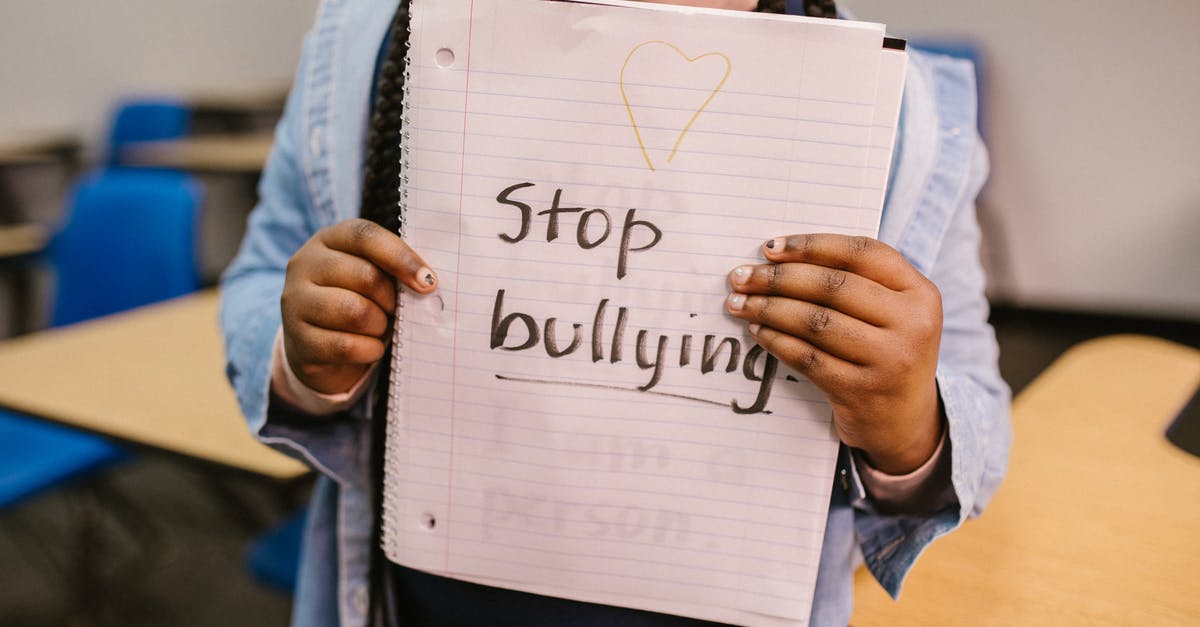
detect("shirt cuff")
[852,425,955,515]
[270,329,376,416]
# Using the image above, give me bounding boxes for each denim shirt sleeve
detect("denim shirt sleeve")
[218,26,371,490]
[853,52,1013,597]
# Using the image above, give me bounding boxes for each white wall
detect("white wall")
[851,0,1200,318]
[0,0,320,151]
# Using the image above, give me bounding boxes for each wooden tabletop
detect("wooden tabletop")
[186,87,288,115]
[851,335,1200,625]
[120,133,275,173]
[0,290,308,480]
[0,223,47,259]
[0,130,80,166]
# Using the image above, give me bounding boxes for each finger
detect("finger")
[746,322,861,401]
[307,248,397,314]
[298,286,391,338]
[320,219,438,294]
[729,262,895,326]
[762,234,922,291]
[289,322,388,367]
[728,293,881,364]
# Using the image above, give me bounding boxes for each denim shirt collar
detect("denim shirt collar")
[302,0,400,228]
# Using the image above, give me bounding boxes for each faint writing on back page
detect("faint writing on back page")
[382,1,907,624]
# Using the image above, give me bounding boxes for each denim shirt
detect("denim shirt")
[220,1,1011,625]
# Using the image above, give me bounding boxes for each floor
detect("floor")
[0,305,1196,627]
[0,457,307,627]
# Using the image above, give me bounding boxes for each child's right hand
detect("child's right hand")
[281,219,438,395]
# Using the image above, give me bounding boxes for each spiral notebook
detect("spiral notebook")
[382,1,907,624]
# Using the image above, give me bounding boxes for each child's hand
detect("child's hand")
[726,234,943,475]
[281,219,438,395]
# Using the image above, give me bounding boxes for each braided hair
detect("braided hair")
[361,4,411,625]
[803,0,838,18]
[360,2,412,234]
[757,0,838,18]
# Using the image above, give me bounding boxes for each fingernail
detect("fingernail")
[730,265,751,287]
[765,237,784,253]
[748,323,761,335]
[727,293,745,312]
[418,267,436,287]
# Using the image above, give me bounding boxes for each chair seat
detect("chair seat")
[0,411,127,509]
[246,508,309,593]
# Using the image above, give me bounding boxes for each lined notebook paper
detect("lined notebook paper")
[383,1,907,624]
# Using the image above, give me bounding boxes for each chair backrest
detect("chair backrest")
[106,98,192,166]
[49,169,202,326]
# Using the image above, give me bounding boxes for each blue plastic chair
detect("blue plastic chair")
[0,415,126,509]
[246,508,309,592]
[105,98,192,166]
[0,169,203,509]
[49,169,202,325]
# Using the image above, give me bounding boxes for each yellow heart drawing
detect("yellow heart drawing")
[619,41,732,172]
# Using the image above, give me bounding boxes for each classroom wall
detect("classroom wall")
[0,0,320,149]
[850,0,1200,318]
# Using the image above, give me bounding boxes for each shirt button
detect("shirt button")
[350,583,368,615]
[950,127,962,137]
[309,125,324,158]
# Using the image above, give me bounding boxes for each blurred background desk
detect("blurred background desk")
[0,223,48,335]
[851,335,1200,625]
[1,130,82,337]
[0,223,47,260]
[186,87,287,135]
[119,133,275,174]
[0,131,81,169]
[0,129,80,225]
[0,289,305,480]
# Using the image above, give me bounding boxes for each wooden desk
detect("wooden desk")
[187,88,287,135]
[0,223,47,259]
[851,335,1200,625]
[0,223,49,335]
[120,133,275,174]
[187,87,287,116]
[0,130,80,167]
[0,290,308,480]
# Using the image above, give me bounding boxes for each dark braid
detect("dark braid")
[756,0,838,19]
[803,0,838,18]
[756,0,787,13]
[363,3,411,625]
[361,1,412,234]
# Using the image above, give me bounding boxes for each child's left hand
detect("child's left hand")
[726,233,944,475]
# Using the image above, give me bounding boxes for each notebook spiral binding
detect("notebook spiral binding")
[381,0,414,560]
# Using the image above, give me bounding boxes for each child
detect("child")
[220,1,1010,625]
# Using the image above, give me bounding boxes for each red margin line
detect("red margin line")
[444,0,476,573]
